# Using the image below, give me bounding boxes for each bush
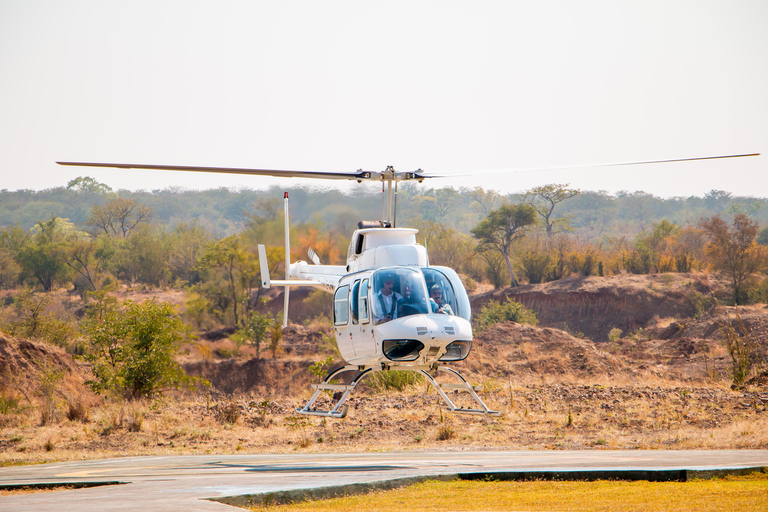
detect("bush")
[215,401,241,424]
[436,424,456,441]
[717,306,763,387]
[82,297,198,399]
[475,298,538,330]
[519,249,551,284]
[367,370,423,392]
[3,290,79,348]
[66,397,90,423]
[232,311,272,358]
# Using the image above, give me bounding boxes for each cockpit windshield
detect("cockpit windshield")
[372,268,427,324]
[372,267,470,324]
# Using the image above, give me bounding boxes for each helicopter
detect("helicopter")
[57,153,759,418]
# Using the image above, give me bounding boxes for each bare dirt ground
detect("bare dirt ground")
[1,272,767,466]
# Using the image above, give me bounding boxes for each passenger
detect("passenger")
[373,273,402,324]
[429,284,454,315]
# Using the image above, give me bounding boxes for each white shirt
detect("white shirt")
[374,291,402,322]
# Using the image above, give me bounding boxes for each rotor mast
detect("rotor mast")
[377,166,424,227]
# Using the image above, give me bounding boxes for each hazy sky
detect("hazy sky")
[1,1,766,197]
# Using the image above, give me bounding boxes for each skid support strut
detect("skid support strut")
[296,365,372,418]
[296,364,503,418]
[420,366,503,416]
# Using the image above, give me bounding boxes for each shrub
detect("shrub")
[3,290,79,348]
[38,365,62,426]
[717,306,763,387]
[519,249,552,284]
[309,356,335,383]
[215,401,241,424]
[475,298,538,330]
[82,297,198,399]
[126,408,144,432]
[436,424,456,441]
[367,370,423,392]
[66,397,90,423]
[232,311,272,358]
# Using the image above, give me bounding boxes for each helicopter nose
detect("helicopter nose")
[423,316,458,343]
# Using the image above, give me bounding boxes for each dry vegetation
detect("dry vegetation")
[1,272,767,467]
[256,473,768,512]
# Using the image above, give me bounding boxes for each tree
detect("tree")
[634,219,678,273]
[268,319,283,358]
[168,222,212,284]
[471,203,537,287]
[525,184,580,237]
[197,235,257,326]
[67,176,113,194]
[700,214,765,305]
[17,217,73,291]
[757,227,768,246]
[670,226,707,273]
[0,248,20,289]
[63,239,99,291]
[469,187,506,217]
[86,197,153,237]
[82,298,195,399]
[232,311,272,358]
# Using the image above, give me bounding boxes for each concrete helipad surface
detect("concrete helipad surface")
[1,450,767,511]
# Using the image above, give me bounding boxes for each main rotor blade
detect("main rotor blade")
[419,152,760,178]
[56,162,374,181]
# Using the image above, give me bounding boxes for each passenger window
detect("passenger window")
[359,279,369,324]
[351,280,360,325]
[334,285,350,326]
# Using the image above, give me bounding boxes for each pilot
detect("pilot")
[429,284,454,315]
[373,272,402,324]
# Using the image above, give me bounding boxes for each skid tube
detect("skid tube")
[296,364,503,418]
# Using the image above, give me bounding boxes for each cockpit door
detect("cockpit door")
[351,277,376,359]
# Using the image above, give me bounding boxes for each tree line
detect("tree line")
[2,178,767,399]
[2,178,768,304]
[3,176,768,240]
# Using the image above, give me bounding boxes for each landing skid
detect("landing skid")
[296,364,503,418]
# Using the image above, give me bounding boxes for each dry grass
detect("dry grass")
[1,380,766,466]
[253,472,768,512]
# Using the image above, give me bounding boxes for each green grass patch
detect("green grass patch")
[253,472,768,512]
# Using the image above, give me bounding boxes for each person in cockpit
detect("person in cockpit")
[373,272,402,324]
[429,283,454,315]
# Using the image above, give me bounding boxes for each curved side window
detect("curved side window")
[334,284,350,326]
[421,267,470,321]
[359,278,369,324]
[351,280,360,325]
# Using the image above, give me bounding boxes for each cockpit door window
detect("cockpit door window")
[334,285,350,326]
[359,278,370,324]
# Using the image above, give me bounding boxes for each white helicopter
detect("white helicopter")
[58,153,758,418]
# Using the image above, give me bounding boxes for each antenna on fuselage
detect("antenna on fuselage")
[393,179,398,228]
